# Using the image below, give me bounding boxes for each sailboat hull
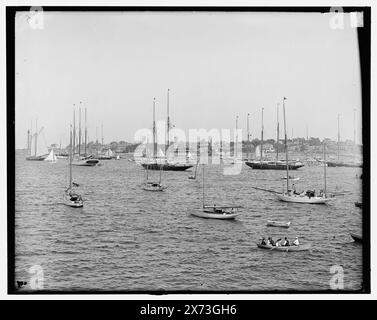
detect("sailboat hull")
[64,200,83,208]
[191,211,239,220]
[141,163,192,171]
[277,194,333,204]
[245,161,304,170]
[26,155,47,161]
[71,159,99,166]
[327,161,362,168]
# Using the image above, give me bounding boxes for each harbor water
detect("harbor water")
[15,150,363,291]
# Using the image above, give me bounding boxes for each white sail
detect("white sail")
[106,149,114,157]
[44,148,57,162]
[254,145,265,160]
[158,149,165,158]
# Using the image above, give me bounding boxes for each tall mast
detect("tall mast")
[69,125,72,189]
[153,98,157,159]
[283,97,289,192]
[247,113,250,160]
[96,126,98,156]
[260,107,264,161]
[276,103,280,161]
[166,89,170,155]
[337,114,340,162]
[353,108,356,145]
[323,141,327,197]
[84,107,87,156]
[30,121,33,156]
[101,123,104,152]
[73,106,76,156]
[235,115,238,158]
[78,105,81,156]
[34,117,38,156]
[202,165,205,208]
[27,129,30,155]
[247,113,250,142]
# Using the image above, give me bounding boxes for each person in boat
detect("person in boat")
[269,237,275,246]
[275,238,282,247]
[260,237,266,245]
[306,190,315,198]
[282,237,290,246]
[292,237,300,246]
[292,184,297,195]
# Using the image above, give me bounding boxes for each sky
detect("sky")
[15,11,362,148]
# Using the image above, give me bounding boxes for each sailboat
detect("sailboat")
[188,159,199,180]
[277,97,333,204]
[141,91,192,171]
[245,106,304,170]
[44,148,57,163]
[63,125,84,208]
[71,106,99,166]
[190,165,242,219]
[98,148,115,160]
[141,163,167,191]
[326,114,362,168]
[26,119,49,161]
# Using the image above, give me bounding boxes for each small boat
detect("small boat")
[63,189,84,208]
[257,243,311,252]
[355,202,362,208]
[141,182,167,191]
[141,163,167,191]
[266,220,291,228]
[63,125,84,208]
[188,160,199,180]
[350,233,362,243]
[281,176,300,181]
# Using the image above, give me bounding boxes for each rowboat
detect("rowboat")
[281,176,300,181]
[350,233,362,243]
[277,193,333,204]
[266,220,291,228]
[142,182,167,192]
[257,243,311,252]
[355,202,362,208]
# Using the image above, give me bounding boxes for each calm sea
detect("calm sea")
[14,150,363,291]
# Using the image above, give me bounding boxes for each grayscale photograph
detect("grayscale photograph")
[10,7,368,293]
